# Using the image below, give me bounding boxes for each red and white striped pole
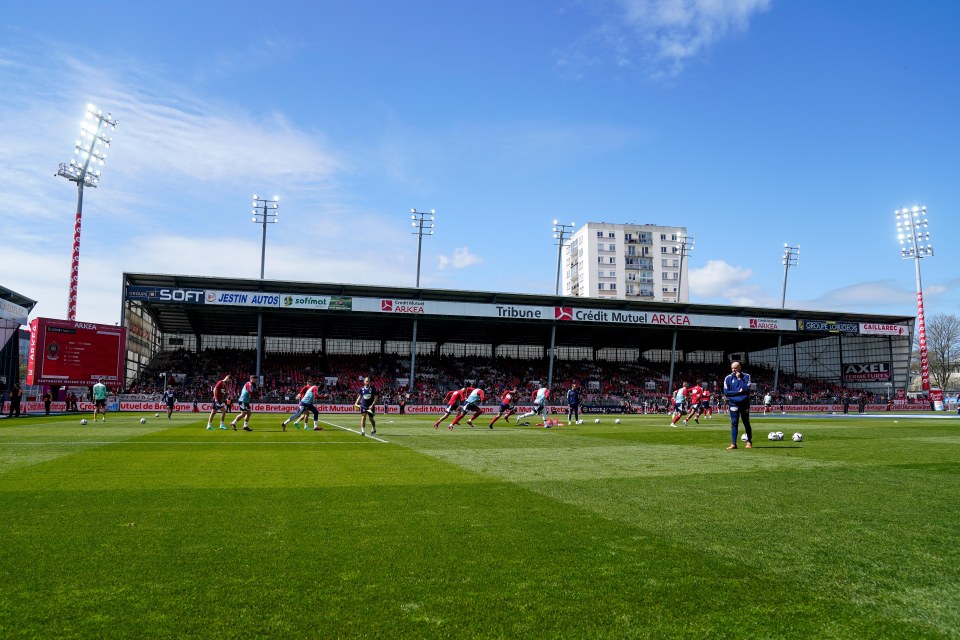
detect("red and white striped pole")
[68,189,84,321]
[916,292,930,392]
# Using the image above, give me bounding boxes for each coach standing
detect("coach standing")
[723,361,753,450]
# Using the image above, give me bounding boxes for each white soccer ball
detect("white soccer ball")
[776,431,784,439]
[614,418,621,424]
[576,420,583,425]
[792,432,803,442]
[140,418,147,424]
[80,419,88,425]
[741,433,749,442]
[155,413,160,418]
[594,418,601,424]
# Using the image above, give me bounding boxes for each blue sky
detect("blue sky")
[1,0,958,326]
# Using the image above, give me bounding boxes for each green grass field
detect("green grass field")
[1,410,958,639]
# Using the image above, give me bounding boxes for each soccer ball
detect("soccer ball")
[80,419,88,425]
[614,418,621,424]
[594,418,601,424]
[576,420,583,425]
[155,413,160,418]
[792,433,803,442]
[741,433,749,442]
[140,418,147,424]
[776,431,784,439]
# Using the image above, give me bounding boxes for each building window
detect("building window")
[597,257,603,263]
[609,271,616,277]
[608,244,615,251]
[598,283,605,290]
[628,272,636,281]
[609,283,616,290]
[660,246,668,253]
[608,257,616,264]
[660,234,667,241]
[608,232,615,238]
[596,231,604,237]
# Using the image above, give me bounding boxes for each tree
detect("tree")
[923,313,960,391]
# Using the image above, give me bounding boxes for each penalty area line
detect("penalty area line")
[319,419,388,443]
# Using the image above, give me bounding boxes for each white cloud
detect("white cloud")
[806,281,918,312]
[619,0,771,72]
[437,247,481,271]
[560,0,772,78]
[689,259,752,294]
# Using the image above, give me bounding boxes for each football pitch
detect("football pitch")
[1,412,958,639]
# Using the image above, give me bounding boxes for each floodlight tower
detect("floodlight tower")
[57,103,118,320]
[666,235,694,392]
[552,221,575,295]
[252,195,280,279]
[896,206,934,392]
[675,235,695,303]
[251,195,279,378]
[409,209,435,398]
[773,244,800,392]
[411,209,435,287]
[547,220,574,393]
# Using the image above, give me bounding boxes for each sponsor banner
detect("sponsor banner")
[350,298,797,331]
[379,299,425,314]
[281,294,331,310]
[842,362,891,382]
[328,296,353,310]
[126,286,206,304]
[277,294,352,310]
[205,290,281,307]
[0,298,30,324]
[859,323,907,336]
[797,319,860,334]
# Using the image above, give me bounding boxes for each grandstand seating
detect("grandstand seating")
[125,348,870,409]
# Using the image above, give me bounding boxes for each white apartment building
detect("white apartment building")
[563,222,690,303]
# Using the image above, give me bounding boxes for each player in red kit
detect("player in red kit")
[488,388,518,428]
[206,375,231,430]
[701,385,713,419]
[434,387,466,429]
[684,382,703,425]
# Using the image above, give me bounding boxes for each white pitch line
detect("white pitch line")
[0,441,369,446]
[318,419,388,443]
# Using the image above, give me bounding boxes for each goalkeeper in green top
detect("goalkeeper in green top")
[92,379,109,422]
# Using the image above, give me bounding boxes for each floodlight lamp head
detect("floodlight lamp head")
[252,194,258,200]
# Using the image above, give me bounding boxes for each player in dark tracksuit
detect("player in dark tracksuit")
[723,361,753,449]
[355,377,379,437]
[566,383,581,424]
